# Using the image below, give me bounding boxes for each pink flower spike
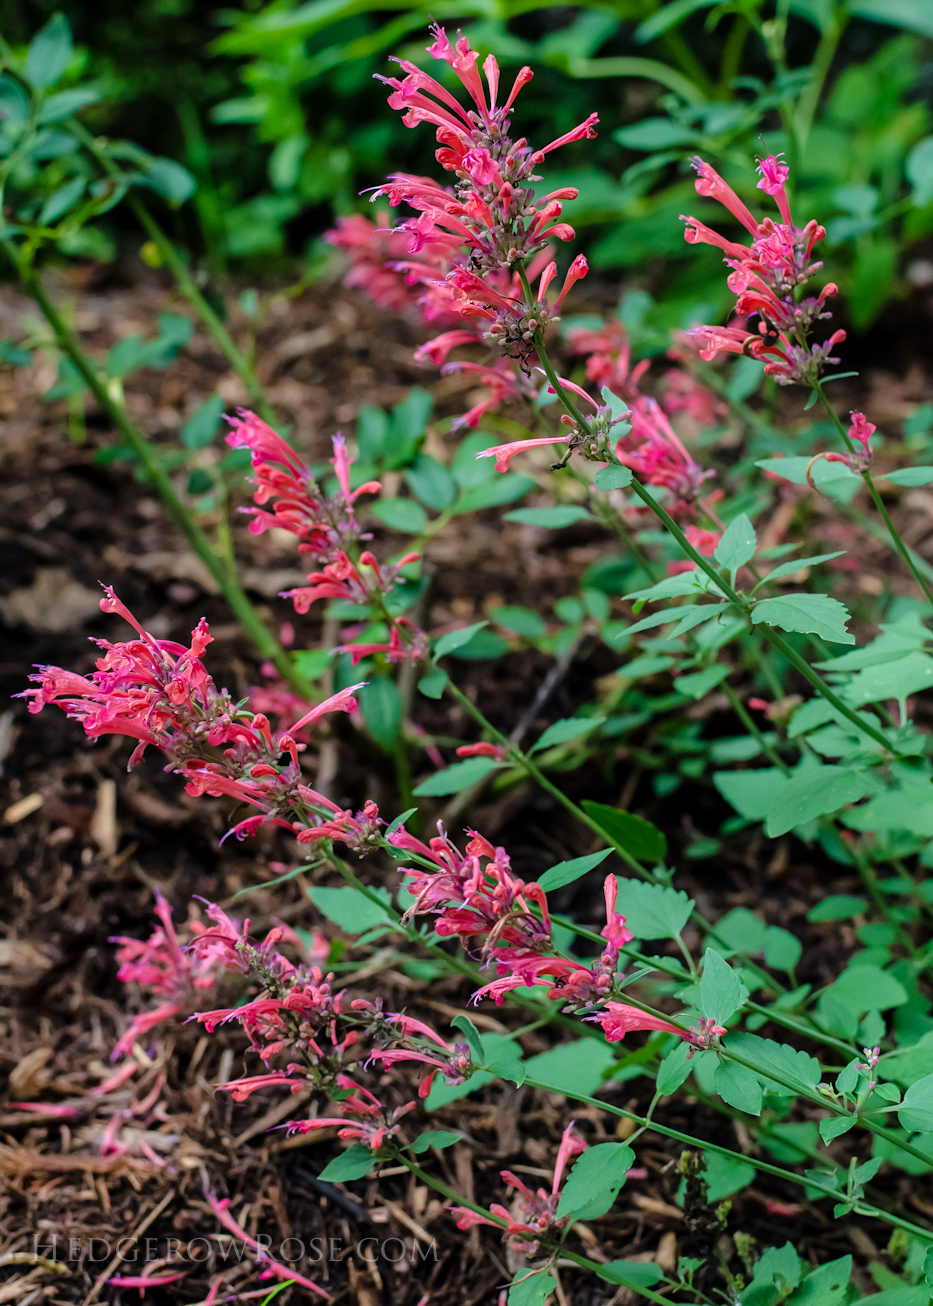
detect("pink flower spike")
[848,411,876,453]
[756,153,792,224]
[290,682,367,733]
[476,435,570,473]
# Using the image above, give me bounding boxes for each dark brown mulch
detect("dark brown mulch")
[2,267,933,1305]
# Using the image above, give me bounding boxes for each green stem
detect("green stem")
[16,260,312,699]
[722,681,791,775]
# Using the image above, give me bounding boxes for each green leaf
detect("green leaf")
[597,1261,663,1289]
[755,456,861,502]
[635,0,719,42]
[673,663,730,700]
[752,594,855,645]
[823,964,908,1016]
[39,175,86,225]
[508,1271,557,1306]
[881,466,933,487]
[713,907,768,954]
[714,1061,762,1116]
[413,756,501,796]
[452,432,498,488]
[37,86,100,123]
[729,1035,822,1096]
[581,800,667,862]
[819,1116,855,1145]
[140,157,196,205]
[907,138,933,208]
[43,356,88,400]
[387,387,433,464]
[531,716,605,751]
[556,1142,634,1219]
[845,0,933,39]
[451,1015,484,1062]
[835,1058,860,1096]
[489,605,546,638]
[505,505,592,528]
[434,621,489,658]
[785,1255,852,1306]
[899,1073,933,1132]
[537,848,613,893]
[358,678,402,749]
[714,768,791,820]
[714,512,757,583]
[319,1143,375,1182]
[763,926,803,972]
[764,766,876,837]
[616,879,693,940]
[842,651,933,709]
[807,895,868,922]
[524,1039,616,1096]
[181,394,225,451]
[411,1130,461,1154]
[699,948,745,1024]
[0,340,32,367]
[453,474,535,514]
[307,885,394,934]
[657,1041,693,1094]
[417,669,448,699]
[614,117,698,149]
[702,1151,755,1201]
[425,1034,516,1108]
[405,454,455,510]
[26,13,73,89]
[448,629,508,660]
[370,497,427,534]
[594,464,633,491]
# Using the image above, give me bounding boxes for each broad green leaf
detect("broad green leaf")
[524,1039,616,1096]
[556,1142,634,1219]
[531,716,605,751]
[37,86,100,123]
[752,594,855,645]
[807,895,868,922]
[0,340,31,367]
[673,663,729,700]
[453,474,535,514]
[614,117,698,149]
[26,13,72,89]
[413,756,501,796]
[822,964,908,1016]
[727,1035,822,1096]
[434,621,488,658]
[358,678,401,749]
[699,947,745,1024]
[744,1243,803,1303]
[899,1074,933,1132]
[755,456,861,502]
[635,0,719,43]
[598,1261,663,1289]
[411,1130,461,1153]
[489,605,546,638]
[714,1061,762,1115]
[426,1034,517,1108]
[907,137,933,207]
[882,467,933,487]
[616,879,693,939]
[505,505,592,528]
[702,1151,755,1201]
[581,800,667,862]
[819,1116,855,1145]
[508,1270,557,1306]
[319,1143,376,1181]
[370,497,427,534]
[842,651,933,708]
[452,432,497,488]
[756,552,846,585]
[417,669,448,699]
[143,157,197,205]
[714,768,791,820]
[448,629,508,660]
[657,1041,693,1094]
[181,394,225,451]
[785,1256,852,1306]
[846,0,933,39]
[387,387,433,462]
[763,927,802,972]
[843,785,933,837]
[714,512,757,583]
[405,454,455,510]
[307,885,394,934]
[594,464,633,491]
[713,907,768,954]
[537,848,613,892]
[764,766,876,837]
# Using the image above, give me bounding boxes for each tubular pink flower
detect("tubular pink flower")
[289,683,367,733]
[108,1274,188,1294]
[689,157,758,234]
[552,1121,586,1193]
[206,1193,328,1299]
[681,215,751,259]
[534,112,599,160]
[414,329,480,365]
[476,435,571,473]
[597,1003,686,1042]
[756,153,791,224]
[216,1072,307,1102]
[848,411,876,453]
[555,255,588,308]
[456,742,508,759]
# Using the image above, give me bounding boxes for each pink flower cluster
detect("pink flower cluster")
[683,155,844,386]
[23,588,383,851]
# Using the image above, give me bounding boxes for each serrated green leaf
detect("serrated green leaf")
[370,497,428,534]
[508,1270,557,1306]
[657,1041,693,1094]
[756,551,846,586]
[451,1015,484,1062]
[531,716,605,751]
[405,454,455,510]
[556,1142,634,1219]
[752,593,855,645]
[699,948,745,1024]
[714,1061,762,1115]
[411,1130,462,1153]
[616,879,693,939]
[307,885,394,934]
[453,474,535,514]
[764,766,876,837]
[881,467,933,486]
[714,512,757,583]
[434,621,488,658]
[524,1039,616,1095]
[594,464,633,490]
[319,1143,376,1181]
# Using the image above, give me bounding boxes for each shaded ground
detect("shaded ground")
[2,267,933,1305]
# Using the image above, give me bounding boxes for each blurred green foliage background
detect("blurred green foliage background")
[2,0,933,332]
